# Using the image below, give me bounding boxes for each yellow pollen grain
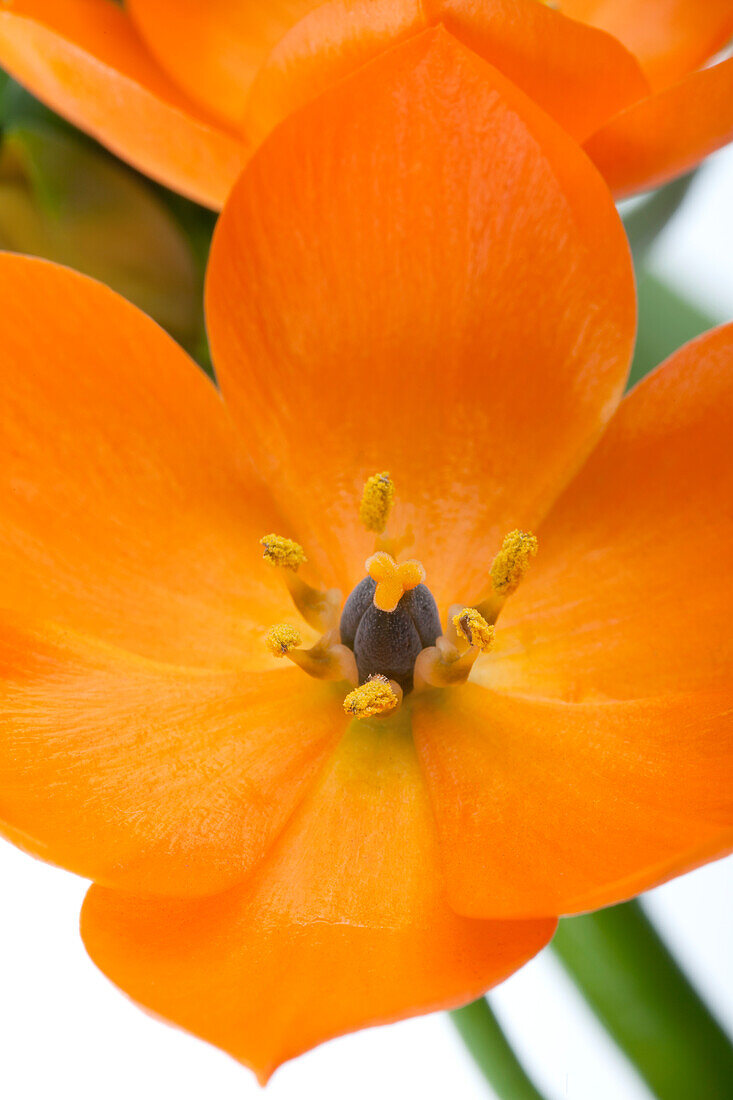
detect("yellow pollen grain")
[343,675,398,719]
[259,533,307,570]
[490,530,538,595]
[366,551,426,612]
[265,624,302,657]
[453,608,495,652]
[359,471,395,534]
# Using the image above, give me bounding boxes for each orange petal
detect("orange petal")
[415,325,733,918]
[585,56,733,198]
[244,0,649,144]
[489,323,733,703]
[413,685,733,919]
[82,716,554,1079]
[208,28,635,607]
[432,0,649,141]
[127,0,319,127]
[560,0,733,89]
[0,0,245,206]
[242,0,422,143]
[0,621,344,895]
[0,253,300,671]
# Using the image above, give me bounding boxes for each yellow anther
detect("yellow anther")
[452,608,495,652]
[265,624,302,657]
[359,471,395,534]
[259,533,307,570]
[490,530,538,596]
[343,675,400,719]
[260,534,340,632]
[365,551,426,612]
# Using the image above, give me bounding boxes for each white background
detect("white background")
[1,146,732,1100]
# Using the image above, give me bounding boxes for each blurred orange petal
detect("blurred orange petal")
[561,0,733,89]
[585,55,733,197]
[208,28,635,606]
[433,0,649,140]
[82,716,554,1079]
[245,0,648,144]
[0,0,245,206]
[127,0,319,127]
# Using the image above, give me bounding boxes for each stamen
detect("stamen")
[343,674,402,719]
[366,551,426,612]
[286,576,341,633]
[489,530,538,596]
[265,624,302,657]
[452,608,495,653]
[474,530,538,624]
[259,533,307,570]
[359,472,395,534]
[414,607,492,690]
[259,533,340,632]
[266,627,358,682]
[288,629,358,683]
[413,644,480,689]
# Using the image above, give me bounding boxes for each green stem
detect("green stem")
[552,899,733,1100]
[451,997,549,1100]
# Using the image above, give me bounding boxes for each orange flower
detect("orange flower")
[0,31,731,1079]
[0,0,732,205]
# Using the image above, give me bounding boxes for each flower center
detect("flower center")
[260,473,537,718]
[340,566,441,693]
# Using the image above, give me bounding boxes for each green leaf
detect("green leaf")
[629,271,719,390]
[622,173,697,264]
[0,122,205,356]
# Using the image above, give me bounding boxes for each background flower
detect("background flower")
[0,0,731,204]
